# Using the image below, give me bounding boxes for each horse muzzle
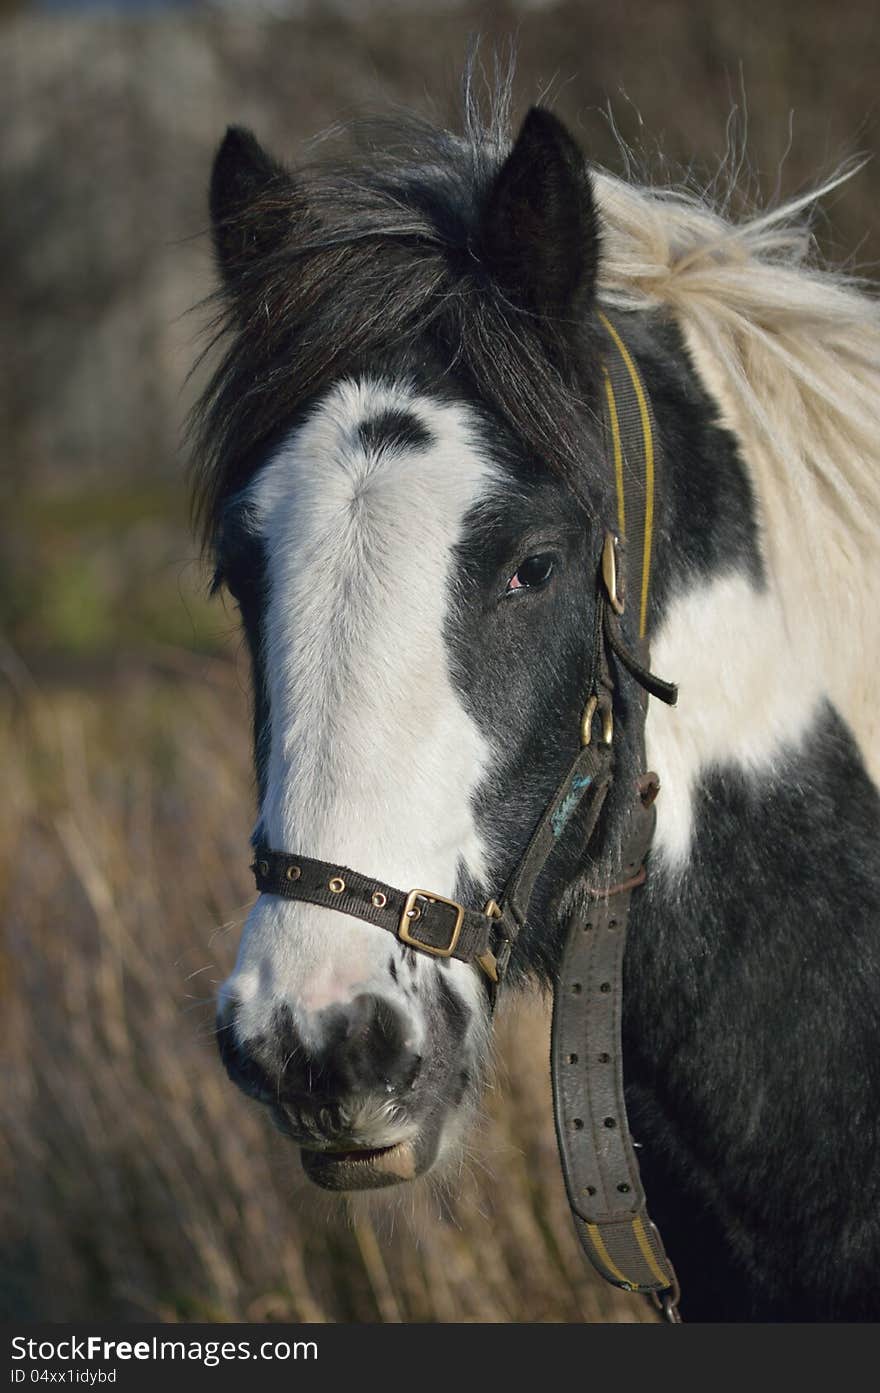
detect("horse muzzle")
[299,1138,422,1190]
[216,990,454,1188]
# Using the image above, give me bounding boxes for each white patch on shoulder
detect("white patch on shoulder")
[648,313,880,869]
[222,378,499,1042]
[645,571,824,868]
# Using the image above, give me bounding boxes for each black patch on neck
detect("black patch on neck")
[357,410,433,457]
[623,704,880,1320]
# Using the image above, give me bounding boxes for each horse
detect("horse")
[193,87,880,1322]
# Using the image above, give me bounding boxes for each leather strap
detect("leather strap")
[551,777,679,1304]
[548,310,681,1317]
[597,309,657,642]
[252,849,501,966]
[252,738,614,990]
[496,738,613,945]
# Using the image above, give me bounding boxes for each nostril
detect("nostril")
[324,992,422,1096]
[216,1000,311,1106]
[216,1022,276,1103]
[218,994,422,1116]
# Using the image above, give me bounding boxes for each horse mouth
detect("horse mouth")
[300,1140,419,1190]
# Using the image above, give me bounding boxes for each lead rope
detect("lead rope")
[550,310,681,1323]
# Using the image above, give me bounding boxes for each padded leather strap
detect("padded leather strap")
[551,778,679,1302]
[547,308,681,1317]
[597,309,658,641]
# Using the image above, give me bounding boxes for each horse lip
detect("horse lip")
[301,1140,419,1190]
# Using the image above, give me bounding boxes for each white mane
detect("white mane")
[593,170,880,802]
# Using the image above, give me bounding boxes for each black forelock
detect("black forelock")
[357,409,433,457]
[189,108,603,555]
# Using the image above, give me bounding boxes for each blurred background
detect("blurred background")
[1,0,877,1323]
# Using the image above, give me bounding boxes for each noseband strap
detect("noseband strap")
[252,849,509,977]
[247,308,682,1319]
[252,731,615,988]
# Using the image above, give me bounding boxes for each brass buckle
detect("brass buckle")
[398,889,465,957]
[476,899,507,983]
[477,934,512,985]
[602,532,625,615]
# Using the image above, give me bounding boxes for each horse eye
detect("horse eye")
[506,553,556,593]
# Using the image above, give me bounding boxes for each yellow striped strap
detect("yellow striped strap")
[580,1215,677,1296]
[597,310,656,642]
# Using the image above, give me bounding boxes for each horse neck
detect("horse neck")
[616,325,880,1318]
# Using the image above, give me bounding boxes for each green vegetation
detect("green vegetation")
[2,485,223,658]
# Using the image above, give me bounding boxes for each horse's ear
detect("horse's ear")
[480,107,599,324]
[210,126,296,287]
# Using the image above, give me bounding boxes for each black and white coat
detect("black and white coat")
[196,101,880,1322]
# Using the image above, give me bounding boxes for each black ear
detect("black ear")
[480,107,599,323]
[209,126,295,285]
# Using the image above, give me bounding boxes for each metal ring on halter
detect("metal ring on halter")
[581,694,614,747]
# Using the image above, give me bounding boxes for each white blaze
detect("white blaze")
[220,380,498,1046]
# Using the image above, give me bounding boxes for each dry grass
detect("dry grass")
[3,0,877,1329]
[0,654,652,1324]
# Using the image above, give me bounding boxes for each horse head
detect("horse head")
[200,108,622,1190]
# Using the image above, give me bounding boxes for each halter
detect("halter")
[250,309,682,1321]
